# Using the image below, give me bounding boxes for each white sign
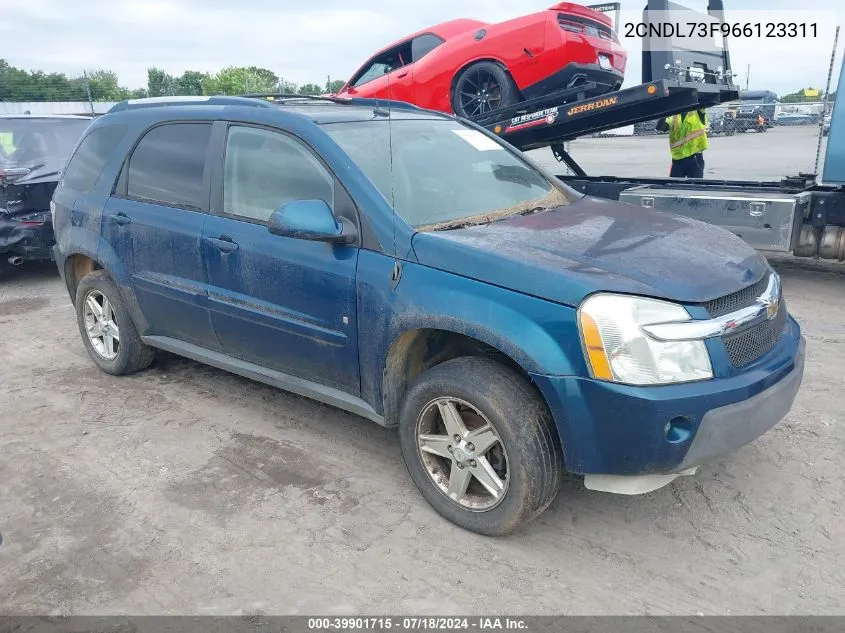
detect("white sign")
[451,129,503,151]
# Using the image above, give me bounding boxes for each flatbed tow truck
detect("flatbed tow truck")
[255,0,843,261]
[468,0,845,262]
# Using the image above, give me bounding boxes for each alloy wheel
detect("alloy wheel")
[416,397,509,511]
[82,289,120,360]
[457,70,503,117]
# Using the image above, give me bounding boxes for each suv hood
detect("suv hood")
[411,196,768,307]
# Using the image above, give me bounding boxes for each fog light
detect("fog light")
[665,416,693,443]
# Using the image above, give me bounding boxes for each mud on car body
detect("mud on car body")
[52,96,804,535]
[0,115,92,268]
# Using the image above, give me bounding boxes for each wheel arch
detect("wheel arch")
[449,58,522,108]
[64,253,103,304]
[381,327,545,428]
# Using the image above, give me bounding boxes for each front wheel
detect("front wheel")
[451,62,517,119]
[399,357,562,535]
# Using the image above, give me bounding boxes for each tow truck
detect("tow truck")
[253,0,844,262]
[468,0,845,262]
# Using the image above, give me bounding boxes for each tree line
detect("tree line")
[4,58,835,104]
[0,59,346,102]
[779,89,837,104]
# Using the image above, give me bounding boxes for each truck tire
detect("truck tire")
[398,357,562,535]
[451,62,517,118]
[75,270,155,376]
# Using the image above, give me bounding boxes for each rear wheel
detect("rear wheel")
[399,357,562,536]
[451,62,517,118]
[75,270,154,376]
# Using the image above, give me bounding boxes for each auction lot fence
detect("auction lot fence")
[0,96,835,183]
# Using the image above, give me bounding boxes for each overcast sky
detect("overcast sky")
[2,0,842,95]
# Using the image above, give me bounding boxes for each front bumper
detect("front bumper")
[531,317,805,482]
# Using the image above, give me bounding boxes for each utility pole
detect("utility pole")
[83,70,95,115]
[745,64,750,92]
[815,25,839,176]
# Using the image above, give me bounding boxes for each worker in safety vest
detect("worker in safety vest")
[655,108,708,178]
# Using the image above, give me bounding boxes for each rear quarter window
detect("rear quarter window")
[61,125,127,193]
[411,33,445,62]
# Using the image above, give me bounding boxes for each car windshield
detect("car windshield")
[322,118,573,230]
[0,118,90,169]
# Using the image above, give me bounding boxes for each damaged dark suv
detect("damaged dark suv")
[0,114,92,270]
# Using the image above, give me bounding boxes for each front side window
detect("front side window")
[223,126,334,223]
[323,118,572,229]
[351,42,413,87]
[126,122,211,209]
[353,63,393,87]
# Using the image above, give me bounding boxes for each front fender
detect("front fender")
[357,250,587,416]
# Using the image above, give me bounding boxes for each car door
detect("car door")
[105,121,218,348]
[386,33,444,104]
[202,123,360,394]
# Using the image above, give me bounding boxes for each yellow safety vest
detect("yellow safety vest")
[666,111,708,160]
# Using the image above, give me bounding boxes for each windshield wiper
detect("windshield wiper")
[426,206,554,231]
[515,206,550,216]
[487,206,552,224]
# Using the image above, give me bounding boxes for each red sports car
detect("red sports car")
[335,3,627,118]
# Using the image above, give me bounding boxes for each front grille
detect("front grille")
[701,272,788,367]
[704,273,770,317]
[722,299,788,367]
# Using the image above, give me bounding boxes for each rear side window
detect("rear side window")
[62,125,126,193]
[411,34,445,62]
[126,123,211,209]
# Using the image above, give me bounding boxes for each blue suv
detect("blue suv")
[52,95,805,535]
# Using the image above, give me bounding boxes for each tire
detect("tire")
[75,270,154,376]
[399,357,562,536]
[451,62,517,119]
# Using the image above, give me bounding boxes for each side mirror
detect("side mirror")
[267,199,356,244]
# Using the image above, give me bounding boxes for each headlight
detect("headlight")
[578,293,713,385]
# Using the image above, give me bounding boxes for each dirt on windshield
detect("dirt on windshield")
[416,186,573,232]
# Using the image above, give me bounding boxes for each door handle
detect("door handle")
[111,212,131,226]
[205,236,239,253]
[396,72,408,79]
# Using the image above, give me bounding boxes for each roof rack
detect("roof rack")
[107,95,276,113]
[245,93,426,113]
[244,92,348,103]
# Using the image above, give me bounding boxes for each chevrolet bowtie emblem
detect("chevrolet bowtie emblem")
[757,295,779,320]
[755,273,781,321]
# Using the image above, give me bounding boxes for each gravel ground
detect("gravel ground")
[1,252,842,616]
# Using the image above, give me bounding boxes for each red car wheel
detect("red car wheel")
[452,62,517,118]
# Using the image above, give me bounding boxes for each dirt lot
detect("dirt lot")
[0,254,843,615]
